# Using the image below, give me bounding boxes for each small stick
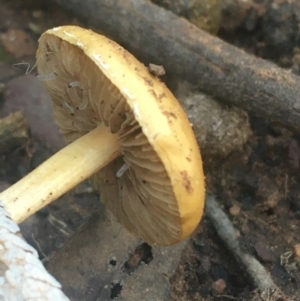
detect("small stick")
[31,232,49,262]
[205,194,284,299]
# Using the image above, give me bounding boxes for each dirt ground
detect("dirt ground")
[1,1,300,300]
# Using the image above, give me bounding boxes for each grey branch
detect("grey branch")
[0,201,70,301]
[205,194,281,297]
[50,0,300,133]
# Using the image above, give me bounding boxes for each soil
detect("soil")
[1,1,300,300]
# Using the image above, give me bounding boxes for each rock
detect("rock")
[211,278,227,294]
[254,241,274,263]
[229,204,241,216]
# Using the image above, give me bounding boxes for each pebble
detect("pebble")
[211,278,226,294]
[229,204,241,216]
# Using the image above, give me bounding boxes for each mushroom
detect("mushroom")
[0,26,205,246]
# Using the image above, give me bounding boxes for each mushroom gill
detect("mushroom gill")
[38,33,181,245]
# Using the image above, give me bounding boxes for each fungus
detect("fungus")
[0,26,205,246]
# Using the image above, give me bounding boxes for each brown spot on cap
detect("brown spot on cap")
[158,93,166,101]
[142,76,154,87]
[163,110,177,124]
[180,170,193,193]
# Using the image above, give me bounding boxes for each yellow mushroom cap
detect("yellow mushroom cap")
[36,25,205,246]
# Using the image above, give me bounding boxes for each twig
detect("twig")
[0,201,70,301]
[31,232,49,262]
[49,0,300,133]
[205,194,286,301]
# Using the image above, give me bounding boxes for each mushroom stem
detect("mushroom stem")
[0,125,121,223]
